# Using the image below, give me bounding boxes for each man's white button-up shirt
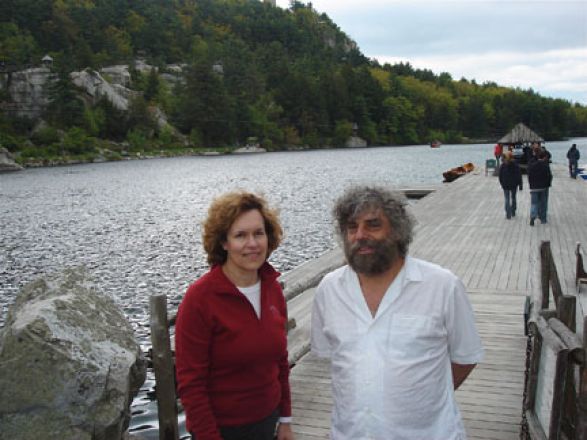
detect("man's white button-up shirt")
[311,256,484,440]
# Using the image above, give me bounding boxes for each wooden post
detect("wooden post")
[150,294,179,440]
[577,243,587,287]
[577,316,587,439]
[526,322,543,414]
[557,296,576,333]
[550,256,563,308]
[540,241,551,309]
[550,346,569,440]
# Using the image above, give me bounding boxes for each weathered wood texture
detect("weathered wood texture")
[149,295,180,440]
[289,165,587,440]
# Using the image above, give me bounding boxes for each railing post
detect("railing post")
[577,317,587,439]
[558,296,576,333]
[150,294,179,440]
[540,241,551,309]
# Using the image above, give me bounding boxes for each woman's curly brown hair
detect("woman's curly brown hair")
[202,191,283,265]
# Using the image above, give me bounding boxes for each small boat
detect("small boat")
[442,162,475,182]
[233,145,266,154]
[430,141,442,148]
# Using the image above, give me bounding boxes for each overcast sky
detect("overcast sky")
[275,0,587,105]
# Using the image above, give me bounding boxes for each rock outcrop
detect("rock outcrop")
[0,267,146,440]
[1,67,54,119]
[71,69,135,111]
[0,147,23,172]
[345,136,367,148]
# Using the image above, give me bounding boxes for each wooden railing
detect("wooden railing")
[525,241,587,439]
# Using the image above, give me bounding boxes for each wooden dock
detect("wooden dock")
[286,164,587,440]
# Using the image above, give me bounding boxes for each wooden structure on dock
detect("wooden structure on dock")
[498,123,544,145]
[148,165,587,440]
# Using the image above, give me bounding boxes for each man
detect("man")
[527,150,553,225]
[567,143,581,178]
[311,186,483,440]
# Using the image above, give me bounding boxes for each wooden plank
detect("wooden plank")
[149,295,180,440]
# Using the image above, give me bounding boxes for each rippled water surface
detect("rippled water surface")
[1,139,583,438]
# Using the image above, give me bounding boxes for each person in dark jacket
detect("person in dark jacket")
[527,150,552,226]
[498,151,523,219]
[567,144,581,178]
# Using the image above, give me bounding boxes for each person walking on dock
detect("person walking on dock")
[175,191,294,440]
[527,150,552,226]
[499,151,523,219]
[567,143,581,178]
[311,185,483,440]
[494,143,503,167]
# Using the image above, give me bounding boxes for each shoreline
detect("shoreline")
[9,140,498,171]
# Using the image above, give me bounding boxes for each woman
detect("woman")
[175,191,294,440]
[498,151,522,219]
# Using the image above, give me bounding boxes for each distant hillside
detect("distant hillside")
[1,0,586,163]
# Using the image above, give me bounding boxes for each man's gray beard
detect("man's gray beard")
[344,235,401,275]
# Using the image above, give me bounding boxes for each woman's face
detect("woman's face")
[222,209,268,275]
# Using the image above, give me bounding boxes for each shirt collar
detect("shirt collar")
[209,261,280,296]
[403,256,423,284]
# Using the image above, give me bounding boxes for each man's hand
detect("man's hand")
[277,422,295,440]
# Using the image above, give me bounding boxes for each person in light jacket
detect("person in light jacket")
[498,151,523,219]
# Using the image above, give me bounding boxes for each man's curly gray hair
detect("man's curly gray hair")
[333,185,416,257]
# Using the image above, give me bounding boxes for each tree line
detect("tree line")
[1,0,586,162]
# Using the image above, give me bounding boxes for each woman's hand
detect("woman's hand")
[276,422,295,440]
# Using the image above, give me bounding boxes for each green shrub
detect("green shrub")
[0,132,21,152]
[333,120,353,147]
[61,127,97,155]
[126,128,149,152]
[31,126,60,146]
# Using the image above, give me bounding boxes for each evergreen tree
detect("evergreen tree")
[45,66,83,129]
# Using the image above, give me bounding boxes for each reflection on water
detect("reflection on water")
[0,139,583,437]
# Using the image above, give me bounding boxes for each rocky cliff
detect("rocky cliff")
[0,62,180,124]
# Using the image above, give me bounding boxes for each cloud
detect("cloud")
[377,48,587,103]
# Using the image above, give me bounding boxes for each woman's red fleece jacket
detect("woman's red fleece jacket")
[175,262,292,439]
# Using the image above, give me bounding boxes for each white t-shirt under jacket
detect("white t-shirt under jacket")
[311,256,484,440]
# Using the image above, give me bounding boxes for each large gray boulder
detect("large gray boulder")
[0,147,23,172]
[0,268,146,440]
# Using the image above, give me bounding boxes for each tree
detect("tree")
[143,68,161,103]
[174,61,236,147]
[45,66,84,129]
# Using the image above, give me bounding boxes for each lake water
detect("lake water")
[0,138,584,438]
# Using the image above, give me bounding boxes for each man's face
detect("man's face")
[343,209,401,275]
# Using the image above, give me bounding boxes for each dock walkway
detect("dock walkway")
[287,165,587,440]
